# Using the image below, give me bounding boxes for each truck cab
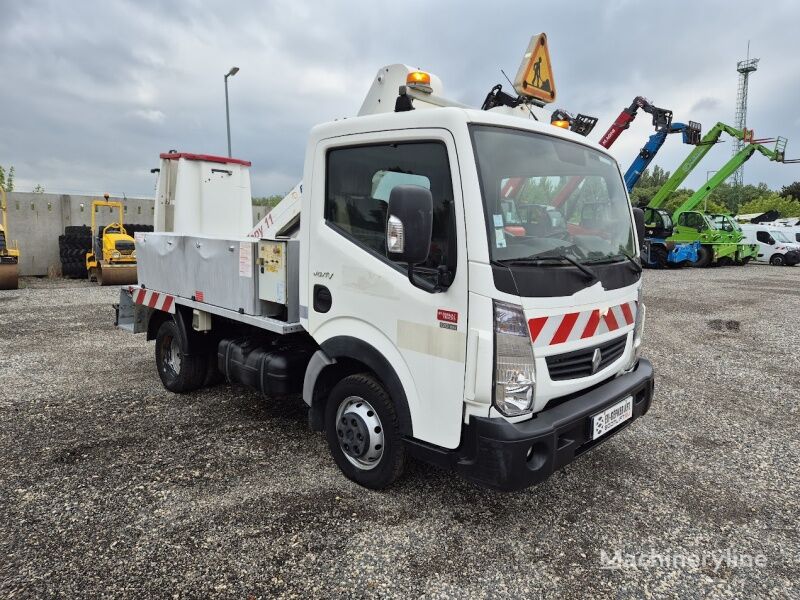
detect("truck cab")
[287,101,654,490]
[120,63,654,491]
[740,223,800,266]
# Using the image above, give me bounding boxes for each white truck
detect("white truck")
[740,223,800,266]
[116,57,654,491]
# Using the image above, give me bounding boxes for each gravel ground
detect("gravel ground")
[1,266,798,599]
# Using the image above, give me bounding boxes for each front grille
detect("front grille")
[545,335,627,381]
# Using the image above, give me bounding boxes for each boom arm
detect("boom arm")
[550,96,672,207]
[647,122,750,209]
[624,122,701,192]
[671,140,786,219]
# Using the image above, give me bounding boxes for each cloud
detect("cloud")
[690,97,723,113]
[130,109,166,124]
[1,0,799,196]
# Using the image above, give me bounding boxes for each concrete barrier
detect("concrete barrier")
[5,192,270,276]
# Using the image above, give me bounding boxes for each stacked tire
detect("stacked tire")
[58,223,152,279]
[59,225,92,279]
[125,223,154,236]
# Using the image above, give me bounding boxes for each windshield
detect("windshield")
[470,125,635,263]
[771,230,791,243]
[711,215,737,232]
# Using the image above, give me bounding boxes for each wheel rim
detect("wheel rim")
[161,335,182,376]
[335,395,384,470]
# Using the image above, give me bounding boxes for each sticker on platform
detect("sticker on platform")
[493,214,504,227]
[239,242,252,277]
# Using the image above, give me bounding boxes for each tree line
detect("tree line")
[629,165,800,217]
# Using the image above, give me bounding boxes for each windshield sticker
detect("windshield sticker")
[493,214,504,227]
[495,228,507,248]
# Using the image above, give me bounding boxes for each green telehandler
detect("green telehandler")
[669,137,790,266]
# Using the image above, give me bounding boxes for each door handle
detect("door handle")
[313,284,332,313]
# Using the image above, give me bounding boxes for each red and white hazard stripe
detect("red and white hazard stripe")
[128,286,176,314]
[528,301,636,348]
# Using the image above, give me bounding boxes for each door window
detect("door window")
[756,231,774,244]
[325,142,456,284]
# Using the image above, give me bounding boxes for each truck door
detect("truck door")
[306,130,468,450]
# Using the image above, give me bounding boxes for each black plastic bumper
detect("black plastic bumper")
[407,359,654,492]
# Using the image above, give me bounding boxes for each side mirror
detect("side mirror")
[632,207,645,249]
[386,184,433,267]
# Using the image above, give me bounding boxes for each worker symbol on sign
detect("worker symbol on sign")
[532,57,542,88]
[513,33,557,104]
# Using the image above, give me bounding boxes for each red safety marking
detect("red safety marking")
[581,310,601,338]
[528,317,548,342]
[551,313,579,345]
[604,309,619,331]
[161,295,174,313]
[620,302,634,325]
[136,289,146,304]
[147,292,160,309]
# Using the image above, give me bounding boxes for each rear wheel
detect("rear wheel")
[650,245,668,269]
[155,320,206,393]
[324,373,406,489]
[770,254,785,266]
[717,256,733,267]
[690,245,713,268]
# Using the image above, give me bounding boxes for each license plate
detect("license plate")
[590,396,633,441]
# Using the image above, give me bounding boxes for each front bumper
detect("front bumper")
[408,359,654,491]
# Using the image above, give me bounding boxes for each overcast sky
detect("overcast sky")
[2,0,800,198]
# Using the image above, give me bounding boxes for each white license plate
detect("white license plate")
[591,396,633,441]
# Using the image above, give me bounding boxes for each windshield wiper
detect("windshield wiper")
[500,252,599,283]
[619,250,643,273]
[586,251,643,273]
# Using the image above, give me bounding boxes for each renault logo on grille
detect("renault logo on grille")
[591,348,602,374]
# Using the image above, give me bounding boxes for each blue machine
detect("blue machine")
[626,121,703,268]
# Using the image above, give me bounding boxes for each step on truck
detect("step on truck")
[116,50,654,491]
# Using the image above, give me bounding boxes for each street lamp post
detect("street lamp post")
[224,66,240,157]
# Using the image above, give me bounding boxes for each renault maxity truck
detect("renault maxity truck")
[116,59,654,491]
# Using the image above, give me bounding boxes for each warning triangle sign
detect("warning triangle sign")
[513,33,557,104]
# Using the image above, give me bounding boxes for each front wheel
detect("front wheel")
[690,245,713,268]
[325,374,406,489]
[155,320,206,393]
[770,254,785,266]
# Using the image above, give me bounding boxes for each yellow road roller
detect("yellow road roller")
[86,194,137,286]
[0,188,20,290]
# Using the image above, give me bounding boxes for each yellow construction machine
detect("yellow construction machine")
[86,194,138,286]
[0,188,20,290]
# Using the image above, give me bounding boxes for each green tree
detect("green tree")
[252,194,284,208]
[0,165,14,192]
[779,181,800,199]
[33,184,45,194]
[707,182,768,213]
[739,193,800,217]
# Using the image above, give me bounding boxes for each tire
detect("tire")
[717,256,733,267]
[770,254,785,266]
[690,245,713,268]
[155,320,206,393]
[650,245,668,269]
[324,373,406,490]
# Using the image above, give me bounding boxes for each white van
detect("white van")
[764,219,800,244]
[740,224,800,266]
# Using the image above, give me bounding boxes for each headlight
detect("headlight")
[493,301,535,417]
[111,250,121,259]
[132,250,137,259]
[623,289,646,372]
